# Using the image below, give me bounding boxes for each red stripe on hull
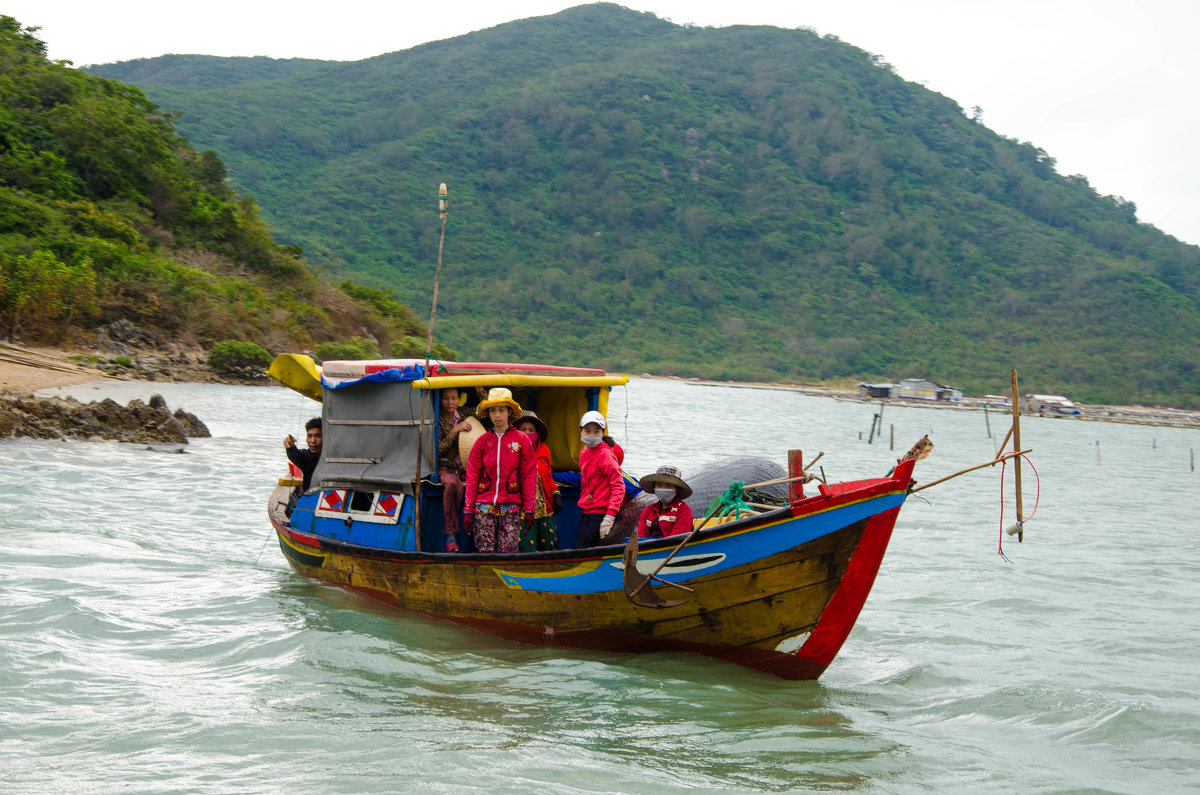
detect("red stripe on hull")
[789,458,914,674]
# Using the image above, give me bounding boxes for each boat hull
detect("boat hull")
[269,459,915,679]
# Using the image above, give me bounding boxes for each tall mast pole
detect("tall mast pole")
[426,183,448,360]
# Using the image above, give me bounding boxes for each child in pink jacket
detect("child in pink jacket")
[575,410,624,547]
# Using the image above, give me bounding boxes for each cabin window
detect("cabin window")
[350,490,374,513]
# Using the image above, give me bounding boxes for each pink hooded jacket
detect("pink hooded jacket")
[577,442,624,516]
[465,426,537,514]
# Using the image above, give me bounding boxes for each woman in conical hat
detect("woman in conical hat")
[463,388,537,554]
[636,464,694,540]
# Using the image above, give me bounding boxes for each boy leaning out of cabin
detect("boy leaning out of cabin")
[636,465,694,540]
[283,417,322,492]
[463,388,537,554]
[576,410,625,548]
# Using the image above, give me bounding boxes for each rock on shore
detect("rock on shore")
[0,391,211,444]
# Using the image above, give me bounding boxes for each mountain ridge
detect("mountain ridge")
[85,4,1200,406]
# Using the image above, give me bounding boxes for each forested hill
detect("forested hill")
[0,17,433,356]
[89,4,1200,407]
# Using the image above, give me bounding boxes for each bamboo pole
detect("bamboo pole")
[1011,369,1024,542]
[994,424,1014,459]
[911,449,1031,493]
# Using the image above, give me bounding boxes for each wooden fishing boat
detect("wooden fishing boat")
[266,354,920,680]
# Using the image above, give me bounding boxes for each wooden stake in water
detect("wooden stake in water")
[984,402,992,437]
[877,400,885,440]
[1011,369,1024,542]
[867,414,878,445]
[890,423,894,451]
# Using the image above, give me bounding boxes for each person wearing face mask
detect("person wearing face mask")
[636,465,694,540]
[575,410,625,547]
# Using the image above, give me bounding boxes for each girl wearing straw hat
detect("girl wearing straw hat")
[636,465,694,539]
[464,388,537,553]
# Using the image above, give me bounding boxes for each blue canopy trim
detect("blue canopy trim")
[321,363,427,390]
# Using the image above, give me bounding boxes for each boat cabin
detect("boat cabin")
[269,354,629,553]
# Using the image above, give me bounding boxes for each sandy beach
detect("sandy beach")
[0,344,115,392]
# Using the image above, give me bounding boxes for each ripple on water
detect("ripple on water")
[3,382,1200,792]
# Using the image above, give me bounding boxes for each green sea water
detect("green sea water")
[2,378,1196,792]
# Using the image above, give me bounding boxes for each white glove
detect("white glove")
[599,514,615,540]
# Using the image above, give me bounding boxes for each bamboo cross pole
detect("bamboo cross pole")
[910,449,1031,493]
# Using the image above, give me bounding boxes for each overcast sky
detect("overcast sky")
[9,0,1199,246]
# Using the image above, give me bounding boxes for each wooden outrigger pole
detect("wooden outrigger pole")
[412,184,450,549]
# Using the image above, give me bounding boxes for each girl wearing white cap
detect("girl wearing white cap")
[576,410,625,547]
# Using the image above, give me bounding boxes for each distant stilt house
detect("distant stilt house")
[897,378,962,401]
[858,382,898,399]
[1021,394,1079,415]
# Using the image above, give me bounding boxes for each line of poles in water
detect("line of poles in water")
[859,400,1196,471]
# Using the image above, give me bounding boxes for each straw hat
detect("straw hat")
[639,465,693,500]
[515,410,548,443]
[476,387,522,421]
[456,415,485,469]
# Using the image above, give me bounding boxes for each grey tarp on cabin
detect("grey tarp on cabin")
[309,380,435,490]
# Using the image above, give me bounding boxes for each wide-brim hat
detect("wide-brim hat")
[456,415,485,469]
[476,387,522,421]
[639,465,692,500]
[515,410,548,443]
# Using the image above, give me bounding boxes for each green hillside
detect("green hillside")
[0,16,433,354]
[88,4,1200,406]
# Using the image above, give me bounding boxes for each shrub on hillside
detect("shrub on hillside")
[207,340,271,374]
[313,336,379,362]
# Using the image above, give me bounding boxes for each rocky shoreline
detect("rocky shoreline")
[0,390,211,445]
[1,391,212,449]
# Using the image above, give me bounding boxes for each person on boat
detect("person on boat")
[464,388,537,554]
[636,465,694,540]
[576,410,625,548]
[603,434,624,465]
[514,410,560,552]
[283,417,322,492]
[437,389,474,553]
